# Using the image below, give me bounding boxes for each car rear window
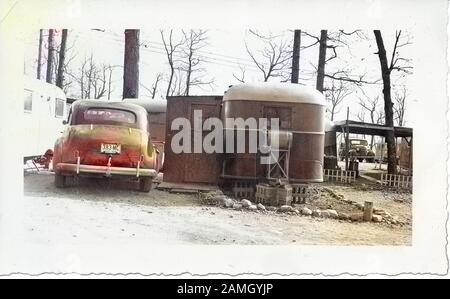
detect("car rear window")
[79,108,137,125]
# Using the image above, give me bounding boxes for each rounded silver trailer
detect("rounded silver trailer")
[222,82,326,182]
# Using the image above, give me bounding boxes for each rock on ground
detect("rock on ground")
[222,197,235,208]
[241,199,252,208]
[338,212,350,220]
[257,203,266,211]
[232,203,243,210]
[325,209,339,219]
[372,215,383,222]
[350,213,363,222]
[321,210,330,218]
[248,205,258,211]
[373,208,385,214]
[300,207,313,216]
[278,205,294,213]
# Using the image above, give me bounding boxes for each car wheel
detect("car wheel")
[358,158,364,163]
[139,177,153,192]
[55,173,67,188]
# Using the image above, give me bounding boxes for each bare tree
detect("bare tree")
[56,29,68,88]
[291,29,301,83]
[358,90,382,147]
[161,30,184,97]
[355,109,365,122]
[232,65,246,83]
[86,54,94,98]
[169,68,186,96]
[140,73,163,99]
[123,29,140,99]
[37,29,43,79]
[91,65,109,99]
[373,30,412,174]
[52,31,77,93]
[303,30,373,92]
[358,90,380,125]
[376,108,385,125]
[180,30,214,95]
[316,30,328,92]
[245,30,292,82]
[46,29,54,83]
[107,66,114,100]
[325,80,351,121]
[394,86,407,126]
[66,55,114,99]
[151,73,163,99]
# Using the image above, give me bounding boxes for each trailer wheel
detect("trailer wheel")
[139,177,153,192]
[55,173,67,188]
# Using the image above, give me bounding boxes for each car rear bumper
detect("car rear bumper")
[55,163,157,178]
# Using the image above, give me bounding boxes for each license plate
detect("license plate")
[101,143,121,154]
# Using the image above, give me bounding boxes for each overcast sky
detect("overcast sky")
[23,29,413,125]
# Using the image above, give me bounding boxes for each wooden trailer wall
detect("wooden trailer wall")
[163,96,223,185]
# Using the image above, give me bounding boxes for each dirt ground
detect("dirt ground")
[23,172,412,246]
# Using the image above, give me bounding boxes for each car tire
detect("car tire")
[55,173,67,188]
[139,177,153,192]
[358,158,364,163]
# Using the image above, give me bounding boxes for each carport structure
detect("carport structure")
[328,120,413,174]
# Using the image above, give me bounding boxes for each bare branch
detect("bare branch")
[160,29,184,97]
[324,80,352,121]
[245,30,292,82]
[232,65,246,83]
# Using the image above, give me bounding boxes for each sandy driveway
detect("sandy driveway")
[23,173,412,245]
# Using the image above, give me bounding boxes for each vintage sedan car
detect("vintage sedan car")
[53,100,160,192]
[339,138,375,163]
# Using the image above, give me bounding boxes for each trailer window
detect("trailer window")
[24,89,33,112]
[55,98,65,118]
[263,106,292,129]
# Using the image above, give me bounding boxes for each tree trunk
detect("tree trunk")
[315,30,327,93]
[152,75,160,99]
[56,29,68,88]
[291,29,301,84]
[374,30,397,174]
[37,29,43,80]
[87,54,93,98]
[108,67,113,100]
[123,29,140,99]
[46,29,54,84]
[185,54,192,96]
[166,65,174,98]
[370,111,375,148]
